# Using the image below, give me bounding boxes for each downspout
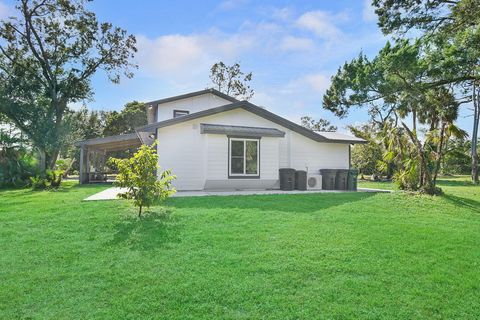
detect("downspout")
[349,144,352,169]
[287,131,292,168]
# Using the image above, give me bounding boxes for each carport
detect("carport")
[75,133,143,184]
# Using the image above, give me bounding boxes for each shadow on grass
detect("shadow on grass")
[109,208,181,251]
[165,192,377,213]
[436,179,477,188]
[442,194,480,214]
[70,182,113,190]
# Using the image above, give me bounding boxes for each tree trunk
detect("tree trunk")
[472,82,479,184]
[402,122,436,194]
[433,122,446,184]
[37,147,46,173]
[47,99,66,170]
[412,109,417,132]
[62,159,76,178]
[48,148,60,170]
[138,205,142,218]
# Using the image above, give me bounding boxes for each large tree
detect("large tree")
[209,61,254,100]
[0,0,137,171]
[323,40,465,194]
[372,0,480,182]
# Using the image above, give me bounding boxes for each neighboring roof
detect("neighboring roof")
[75,133,141,151]
[200,123,286,138]
[317,131,367,143]
[137,101,366,144]
[144,88,238,107]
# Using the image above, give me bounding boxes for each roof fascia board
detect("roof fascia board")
[144,88,238,107]
[75,133,140,147]
[136,100,366,144]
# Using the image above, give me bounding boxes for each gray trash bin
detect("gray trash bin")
[295,170,307,191]
[320,169,337,190]
[335,169,349,190]
[279,168,295,191]
[347,169,358,191]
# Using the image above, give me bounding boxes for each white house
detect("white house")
[77,89,365,191]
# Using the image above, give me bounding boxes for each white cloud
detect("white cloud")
[278,72,331,98]
[362,0,377,22]
[136,34,205,75]
[135,31,254,85]
[271,7,294,21]
[296,11,344,40]
[302,73,331,93]
[0,1,11,19]
[280,36,314,51]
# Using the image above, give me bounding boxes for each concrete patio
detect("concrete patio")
[83,187,391,201]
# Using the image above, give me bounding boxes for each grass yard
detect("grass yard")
[1,177,479,319]
[358,179,396,190]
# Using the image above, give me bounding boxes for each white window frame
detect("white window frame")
[229,138,260,177]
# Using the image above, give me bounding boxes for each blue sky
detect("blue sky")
[0,0,474,134]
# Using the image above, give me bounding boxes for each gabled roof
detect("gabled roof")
[144,88,238,107]
[136,100,366,144]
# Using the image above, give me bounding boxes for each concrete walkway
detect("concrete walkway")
[83,187,391,201]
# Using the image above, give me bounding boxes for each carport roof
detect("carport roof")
[74,133,141,152]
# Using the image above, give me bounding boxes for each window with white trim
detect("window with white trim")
[229,138,259,177]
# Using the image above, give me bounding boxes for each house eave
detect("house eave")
[136,100,365,144]
[143,88,238,107]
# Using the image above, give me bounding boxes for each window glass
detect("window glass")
[231,158,244,174]
[229,139,259,176]
[231,140,244,157]
[245,140,258,174]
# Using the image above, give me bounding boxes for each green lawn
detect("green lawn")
[357,175,475,191]
[358,179,396,190]
[1,178,479,319]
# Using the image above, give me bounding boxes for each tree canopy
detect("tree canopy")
[209,61,254,100]
[103,101,147,136]
[372,0,480,182]
[300,116,337,132]
[0,0,137,170]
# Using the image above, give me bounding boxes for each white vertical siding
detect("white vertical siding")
[156,93,232,122]
[156,122,206,190]
[289,131,349,173]
[204,135,279,181]
[206,134,228,180]
[156,108,350,190]
[259,137,280,180]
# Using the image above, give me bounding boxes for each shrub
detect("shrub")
[29,169,64,190]
[109,142,176,217]
[0,149,37,188]
[47,169,64,188]
[393,159,419,191]
[30,176,47,190]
